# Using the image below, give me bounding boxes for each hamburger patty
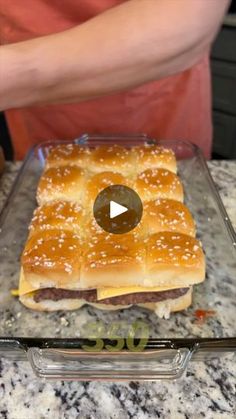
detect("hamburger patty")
[33,287,189,305]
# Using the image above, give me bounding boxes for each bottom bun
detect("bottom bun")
[19,296,85,311]
[19,295,131,312]
[20,288,192,318]
[138,287,192,319]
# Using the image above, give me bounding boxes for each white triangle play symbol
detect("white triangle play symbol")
[110,200,128,219]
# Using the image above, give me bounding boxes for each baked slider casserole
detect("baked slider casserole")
[19,143,205,318]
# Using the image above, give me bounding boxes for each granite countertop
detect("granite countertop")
[0,161,236,419]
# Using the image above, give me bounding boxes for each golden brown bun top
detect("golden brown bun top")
[22,229,82,276]
[85,171,130,204]
[90,145,135,173]
[134,145,176,173]
[46,144,91,168]
[142,199,196,237]
[39,166,85,189]
[82,233,145,270]
[37,166,86,200]
[146,232,204,268]
[85,219,113,242]
[85,214,142,243]
[135,168,184,201]
[29,201,85,236]
[45,143,176,174]
[22,142,206,294]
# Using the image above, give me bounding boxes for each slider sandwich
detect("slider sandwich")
[18,144,205,317]
[19,199,205,318]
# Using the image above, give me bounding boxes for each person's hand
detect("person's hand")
[0,45,41,111]
[0,0,230,111]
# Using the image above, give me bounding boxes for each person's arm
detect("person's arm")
[0,0,230,110]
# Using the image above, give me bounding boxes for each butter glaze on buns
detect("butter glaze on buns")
[134,169,184,202]
[21,229,84,290]
[19,142,205,317]
[146,232,205,287]
[134,145,177,173]
[85,171,130,207]
[80,233,146,288]
[141,199,196,237]
[90,145,135,174]
[85,217,118,242]
[46,144,177,174]
[46,144,91,169]
[79,232,204,289]
[37,166,86,205]
[29,201,86,237]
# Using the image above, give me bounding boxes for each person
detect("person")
[0,0,230,160]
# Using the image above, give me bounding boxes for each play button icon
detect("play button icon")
[93,185,143,234]
[110,201,128,219]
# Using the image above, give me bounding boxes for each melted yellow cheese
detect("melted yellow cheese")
[18,269,180,300]
[11,289,20,297]
[18,269,39,296]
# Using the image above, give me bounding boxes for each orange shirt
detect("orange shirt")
[0,0,212,160]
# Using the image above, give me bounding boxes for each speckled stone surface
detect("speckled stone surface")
[0,161,235,419]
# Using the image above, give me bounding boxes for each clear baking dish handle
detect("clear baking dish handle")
[27,347,194,380]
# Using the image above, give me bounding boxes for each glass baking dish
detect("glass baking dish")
[0,134,235,380]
